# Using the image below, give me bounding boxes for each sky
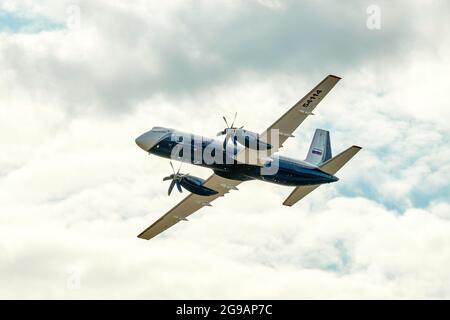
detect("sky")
[1,0,450,299]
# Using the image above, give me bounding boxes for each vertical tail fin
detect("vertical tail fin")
[305,129,332,165]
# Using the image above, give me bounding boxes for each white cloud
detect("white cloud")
[0,0,449,299]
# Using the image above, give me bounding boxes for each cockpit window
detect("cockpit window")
[152,127,172,133]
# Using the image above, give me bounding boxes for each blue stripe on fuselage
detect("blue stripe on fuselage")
[149,135,336,186]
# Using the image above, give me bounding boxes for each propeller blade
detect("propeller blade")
[168,179,176,196]
[176,180,183,193]
[163,175,172,181]
[177,162,182,175]
[170,161,175,174]
[231,112,237,128]
[222,116,229,128]
[217,130,225,136]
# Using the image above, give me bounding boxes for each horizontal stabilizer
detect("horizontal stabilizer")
[283,145,361,207]
[283,184,321,207]
[319,145,361,175]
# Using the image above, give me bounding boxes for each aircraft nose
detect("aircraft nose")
[135,134,147,150]
[135,131,162,151]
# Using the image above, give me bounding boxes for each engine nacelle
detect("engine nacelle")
[180,175,219,196]
[234,129,272,150]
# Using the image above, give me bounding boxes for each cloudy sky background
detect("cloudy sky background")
[1,0,450,299]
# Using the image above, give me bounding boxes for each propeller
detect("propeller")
[216,112,244,149]
[163,161,189,196]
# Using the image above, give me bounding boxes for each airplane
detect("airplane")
[135,75,361,240]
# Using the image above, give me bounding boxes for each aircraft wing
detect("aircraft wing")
[138,174,241,240]
[260,75,341,154]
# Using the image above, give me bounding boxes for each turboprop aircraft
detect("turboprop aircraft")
[135,75,361,240]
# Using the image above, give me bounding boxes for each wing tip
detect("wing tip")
[352,145,362,150]
[328,74,342,80]
[137,232,151,240]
